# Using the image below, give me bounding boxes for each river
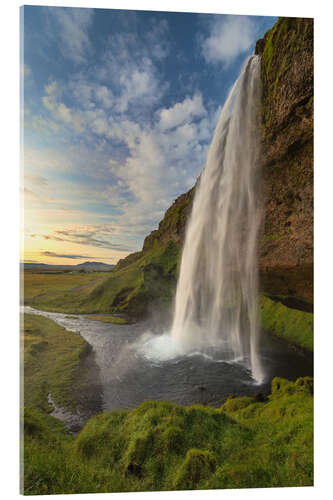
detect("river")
[22,306,313,432]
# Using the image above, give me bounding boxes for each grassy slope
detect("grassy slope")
[259,295,313,351]
[22,313,90,413]
[24,240,180,317]
[23,270,110,300]
[23,376,313,494]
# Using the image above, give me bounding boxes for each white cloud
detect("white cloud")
[201,16,256,65]
[24,147,72,174]
[104,93,220,239]
[95,27,168,115]
[38,74,220,244]
[94,85,113,109]
[42,80,88,132]
[158,93,206,131]
[48,7,94,64]
[28,13,226,252]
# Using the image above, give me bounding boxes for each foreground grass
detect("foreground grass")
[23,376,313,494]
[22,314,90,413]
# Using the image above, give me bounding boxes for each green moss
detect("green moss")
[173,449,216,489]
[24,407,70,442]
[259,295,313,351]
[124,431,154,476]
[262,232,282,242]
[271,376,313,397]
[23,313,90,412]
[159,425,184,454]
[23,377,313,494]
[260,18,312,132]
[221,396,256,413]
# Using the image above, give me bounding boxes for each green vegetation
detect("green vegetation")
[24,241,180,318]
[259,17,313,141]
[259,295,313,351]
[84,315,128,324]
[262,232,282,242]
[22,313,90,412]
[23,270,109,301]
[22,17,314,496]
[23,376,313,494]
[23,263,314,353]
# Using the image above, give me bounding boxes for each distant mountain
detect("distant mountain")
[22,261,114,272]
[76,261,115,270]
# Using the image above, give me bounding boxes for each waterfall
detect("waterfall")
[171,55,264,383]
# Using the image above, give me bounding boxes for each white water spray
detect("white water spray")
[171,55,264,383]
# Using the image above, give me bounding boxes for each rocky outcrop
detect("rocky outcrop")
[256,17,313,301]
[114,187,195,274]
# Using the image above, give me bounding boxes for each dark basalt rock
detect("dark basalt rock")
[258,17,313,301]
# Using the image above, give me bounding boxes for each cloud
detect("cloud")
[23,188,54,204]
[41,251,93,260]
[24,147,72,174]
[48,7,94,64]
[94,85,113,109]
[158,93,206,131]
[25,10,226,256]
[95,24,169,114]
[105,94,220,239]
[37,71,219,249]
[23,64,31,77]
[201,15,256,65]
[32,224,136,253]
[42,81,73,124]
[30,233,65,242]
[24,173,48,187]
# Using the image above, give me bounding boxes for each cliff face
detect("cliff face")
[97,17,313,317]
[256,18,313,300]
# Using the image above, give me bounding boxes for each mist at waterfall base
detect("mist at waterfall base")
[141,55,265,383]
[25,305,313,433]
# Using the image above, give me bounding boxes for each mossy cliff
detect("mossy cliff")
[108,17,313,311]
[255,17,313,302]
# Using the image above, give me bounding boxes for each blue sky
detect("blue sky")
[22,6,276,264]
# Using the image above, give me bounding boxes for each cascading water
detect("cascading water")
[171,55,264,383]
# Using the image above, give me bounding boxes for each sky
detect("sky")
[21,6,277,265]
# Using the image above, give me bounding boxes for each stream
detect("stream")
[22,306,313,432]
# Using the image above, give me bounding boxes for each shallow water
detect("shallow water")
[23,306,313,431]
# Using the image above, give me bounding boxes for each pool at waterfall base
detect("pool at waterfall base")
[23,306,313,433]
